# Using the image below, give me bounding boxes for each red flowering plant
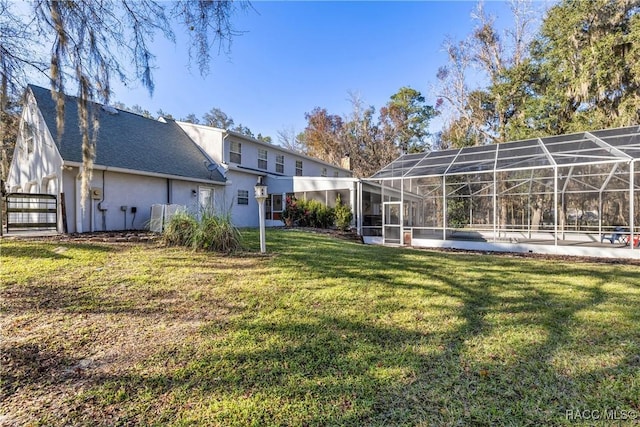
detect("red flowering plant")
[281,196,303,227]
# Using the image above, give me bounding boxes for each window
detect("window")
[237,189,249,205]
[265,196,272,219]
[321,167,327,177]
[333,171,340,177]
[276,154,284,174]
[22,122,34,157]
[230,141,241,164]
[258,148,268,170]
[295,160,303,176]
[271,194,283,221]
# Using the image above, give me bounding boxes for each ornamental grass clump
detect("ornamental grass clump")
[163,211,198,247]
[193,211,243,253]
[163,210,243,253]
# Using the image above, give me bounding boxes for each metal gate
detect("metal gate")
[5,193,57,232]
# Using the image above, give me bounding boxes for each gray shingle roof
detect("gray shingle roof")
[29,85,225,183]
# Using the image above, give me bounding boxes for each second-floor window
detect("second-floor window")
[321,167,327,177]
[258,148,268,170]
[276,154,284,173]
[230,141,242,164]
[22,122,34,157]
[295,160,303,176]
[333,171,340,177]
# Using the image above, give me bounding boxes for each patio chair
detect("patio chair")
[601,226,627,244]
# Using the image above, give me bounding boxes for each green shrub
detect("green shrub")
[282,196,335,229]
[447,198,469,229]
[334,194,353,231]
[296,199,334,228]
[315,201,335,228]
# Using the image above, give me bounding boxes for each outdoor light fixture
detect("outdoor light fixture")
[254,176,268,253]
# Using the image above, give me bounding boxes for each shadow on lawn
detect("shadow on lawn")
[241,230,640,425]
[0,342,77,398]
[69,231,636,425]
[4,231,639,425]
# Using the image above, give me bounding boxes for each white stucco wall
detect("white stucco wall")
[61,167,224,233]
[176,123,225,164]
[223,133,351,178]
[225,169,264,227]
[6,91,64,196]
[177,123,352,179]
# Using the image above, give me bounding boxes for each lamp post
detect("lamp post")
[254,176,268,254]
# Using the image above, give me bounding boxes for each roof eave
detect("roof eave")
[63,161,225,185]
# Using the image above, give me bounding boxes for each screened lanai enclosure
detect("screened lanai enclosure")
[361,126,640,258]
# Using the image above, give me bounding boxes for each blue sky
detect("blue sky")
[109,1,534,142]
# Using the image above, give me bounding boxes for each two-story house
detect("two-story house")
[177,123,358,227]
[6,85,361,233]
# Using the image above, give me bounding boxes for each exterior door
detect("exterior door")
[198,187,215,214]
[383,202,401,244]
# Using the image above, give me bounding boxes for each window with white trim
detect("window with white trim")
[321,167,327,177]
[258,148,268,170]
[237,189,249,205]
[295,160,303,176]
[230,141,242,164]
[276,154,284,174]
[22,122,34,157]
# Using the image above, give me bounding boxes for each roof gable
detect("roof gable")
[28,85,225,183]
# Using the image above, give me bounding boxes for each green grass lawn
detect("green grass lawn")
[1,229,639,426]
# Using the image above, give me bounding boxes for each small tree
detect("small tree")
[334,194,353,231]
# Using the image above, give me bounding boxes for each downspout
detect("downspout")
[75,167,83,233]
[58,164,65,233]
[222,132,230,165]
[100,170,106,231]
[90,189,94,232]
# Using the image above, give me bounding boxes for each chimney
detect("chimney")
[340,154,351,171]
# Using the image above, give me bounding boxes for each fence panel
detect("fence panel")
[5,193,57,232]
